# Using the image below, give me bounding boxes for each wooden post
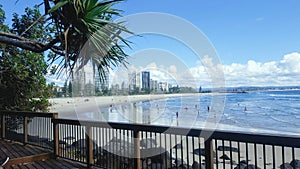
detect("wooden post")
[205,138,214,169]
[1,113,5,139]
[133,130,141,169]
[86,125,93,168]
[23,116,28,145]
[52,113,59,159]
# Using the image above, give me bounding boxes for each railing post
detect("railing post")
[1,113,5,139]
[53,113,59,159]
[205,138,214,169]
[23,115,28,145]
[133,130,141,169]
[86,125,93,168]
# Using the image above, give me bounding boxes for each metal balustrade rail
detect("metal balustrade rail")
[0,111,57,149]
[1,111,300,169]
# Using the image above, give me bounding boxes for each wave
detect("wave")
[270,116,300,127]
[269,94,300,98]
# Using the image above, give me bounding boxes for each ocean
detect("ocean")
[72,90,300,135]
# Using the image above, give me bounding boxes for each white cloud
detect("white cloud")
[49,52,300,88]
[167,52,300,88]
[219,52,300,87]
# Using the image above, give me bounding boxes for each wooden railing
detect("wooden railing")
[1,111,300,169]
[0,111,57,149]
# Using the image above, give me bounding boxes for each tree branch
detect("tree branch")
[0,31,61,53]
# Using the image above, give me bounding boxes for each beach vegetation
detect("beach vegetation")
[0,6,52,111]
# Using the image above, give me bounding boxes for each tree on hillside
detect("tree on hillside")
[0,6,52,111]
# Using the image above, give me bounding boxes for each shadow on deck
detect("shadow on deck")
[0,139,92,169]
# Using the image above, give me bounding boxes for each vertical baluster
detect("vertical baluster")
[222,140,225,169]
[263,144,266,169]
[133,129,141,169]
[23,115,28,145]
[53,114,59,159]
[181,135,183,169]
[192,137,195,165]
[160,133,163,169]
[169,134,172,169]
[282,146,285,167]
[254,143,257,169]
[246,143,249,167]
[200,137,203,169]
[186,136,189,167]
[230,141,233,169]
[204,138,214,169]
[215,139,219,169]
[272,145,276,169]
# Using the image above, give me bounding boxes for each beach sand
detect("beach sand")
[49,93,207,114]
[49,93,298,168]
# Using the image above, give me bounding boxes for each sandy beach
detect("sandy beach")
[49,93,299,168]
[49,93,211,114]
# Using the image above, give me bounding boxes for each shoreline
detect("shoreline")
[49,92,221,113]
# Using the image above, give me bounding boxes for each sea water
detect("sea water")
[71,90,300,135]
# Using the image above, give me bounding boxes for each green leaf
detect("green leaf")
[48,0,69,14]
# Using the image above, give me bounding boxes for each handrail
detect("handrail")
[1,111,300,169]
[0,110,56,117]
[53,118,300,148]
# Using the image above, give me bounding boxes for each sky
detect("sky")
[1,0,300,87]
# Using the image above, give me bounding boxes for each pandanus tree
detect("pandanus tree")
[0,0,131,77]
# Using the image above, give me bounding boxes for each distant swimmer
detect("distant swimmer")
[244,106,247,111]
[176,112,179,119]
[207,106,210,112]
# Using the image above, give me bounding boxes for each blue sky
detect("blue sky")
[1,0,300,87]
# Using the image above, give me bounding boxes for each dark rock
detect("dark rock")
[193,148,216,157]
[140,138,157,148]
[179,164,190,169]
[173,143,183,149]
[240,160,247,164]
[220,154,230,160]
[102,139,134,156]
[234,163,260,169]
[71,139,98,149]
[71,139,99,157]
[290,159,300,168]
[280,163,293,169]
[174,158,186,166]
[192,161,205,169]
[140,147,171,169]
[217,146,239,152]
[234,163,247,169]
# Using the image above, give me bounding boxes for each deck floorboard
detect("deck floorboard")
[0,140,97,169]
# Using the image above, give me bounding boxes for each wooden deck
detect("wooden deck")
[0,140,92,169]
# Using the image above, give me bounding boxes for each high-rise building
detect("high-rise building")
[72,63,95,96]
[150,79,159,92]
[95,69,110,93]
[128,71,137,91]
[141,71,150,90]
